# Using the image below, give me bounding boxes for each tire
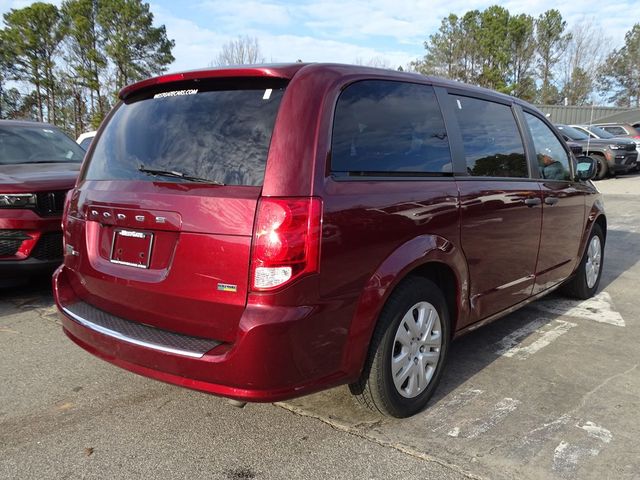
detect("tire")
[560,224,604,300]
[349,277,450,418]
[592,154,609,180]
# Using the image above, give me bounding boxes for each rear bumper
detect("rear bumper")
[53,266,350,402]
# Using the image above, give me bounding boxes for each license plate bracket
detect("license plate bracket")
[110,229,153,269]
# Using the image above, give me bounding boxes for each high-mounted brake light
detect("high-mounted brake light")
[251,197,322,291]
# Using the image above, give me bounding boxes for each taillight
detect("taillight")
[250,197,322,291]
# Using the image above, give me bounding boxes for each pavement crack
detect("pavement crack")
[574,363,638,413]
[276,402,488,480]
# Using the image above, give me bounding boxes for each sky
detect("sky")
[0,0,637,73]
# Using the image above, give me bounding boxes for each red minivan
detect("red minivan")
[54,64,605,417]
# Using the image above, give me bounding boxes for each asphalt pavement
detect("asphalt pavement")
[1,174,639,479]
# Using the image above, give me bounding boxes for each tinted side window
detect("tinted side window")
[331,81,451,174]
[524,113,571,181]
[449,95,528,178]
[602,126,626,136]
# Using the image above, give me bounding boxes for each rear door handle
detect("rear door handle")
[524,197,542,207]
[544,196,559,206]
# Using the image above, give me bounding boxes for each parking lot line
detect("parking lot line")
[495,318,577,359]
[532,291,625,327]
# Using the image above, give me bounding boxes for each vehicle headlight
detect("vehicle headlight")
[0,193,37,208]
[608,144,622,150]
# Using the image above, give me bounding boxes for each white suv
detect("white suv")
[76,131,97,150]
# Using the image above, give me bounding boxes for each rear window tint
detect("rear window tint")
[84,80,286,186]
[450,95,528,178]
[331,80,452,175]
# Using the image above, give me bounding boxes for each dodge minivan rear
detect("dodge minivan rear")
[55,64,605,418]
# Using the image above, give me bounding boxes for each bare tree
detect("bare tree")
[214,36,264,66]
[353,56,394,70]
[560,18,609,105]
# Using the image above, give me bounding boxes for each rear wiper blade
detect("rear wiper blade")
[138,165,224,185]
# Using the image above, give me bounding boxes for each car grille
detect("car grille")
[35,190,68,216]
[0,230,31,257]
[624,143,637,151]
[30,232,63,260]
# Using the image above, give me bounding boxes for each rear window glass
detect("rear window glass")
[450,95,528,178]
[84,80,286,186]
[600,126,627,136]
[331,80,452,175]
[0,125,85,165]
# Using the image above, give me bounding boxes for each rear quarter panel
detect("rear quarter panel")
[276,66,471,379]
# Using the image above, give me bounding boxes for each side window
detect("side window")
[449,95,528,178]
[602,126,626,136]
[331,81,452,175]
[524,113,571,181]
[574,126,590,137]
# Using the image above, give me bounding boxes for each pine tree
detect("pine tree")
[2,3,65,122]
[97,0,175,92]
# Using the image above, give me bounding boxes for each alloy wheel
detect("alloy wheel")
[585,235,602,289]
[391,301,442,398]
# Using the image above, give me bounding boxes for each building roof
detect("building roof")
[535,105,640,126]
[592,108,640,125]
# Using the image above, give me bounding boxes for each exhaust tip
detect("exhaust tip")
[228,399,247,409]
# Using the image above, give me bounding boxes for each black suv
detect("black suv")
[555,124,637,179]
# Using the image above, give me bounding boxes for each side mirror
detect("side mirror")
[575,156,597,181]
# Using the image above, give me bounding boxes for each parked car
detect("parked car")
[76,131,96,150]
[53,64,605,418]
[0,120,84,286]
[571,124,622,140]
[571,124,640,171]
[593,122,640,139]
[555,124,637,179]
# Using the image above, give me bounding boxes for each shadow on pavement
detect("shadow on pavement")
[285,226,635,420]
[0,274,54,318]
[600,229,640,291]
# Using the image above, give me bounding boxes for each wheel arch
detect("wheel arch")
[340,234,469,380]
[409,262,459,337]
[594,213,607,242]
[574,202,607,274]
[585,150,606,158]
